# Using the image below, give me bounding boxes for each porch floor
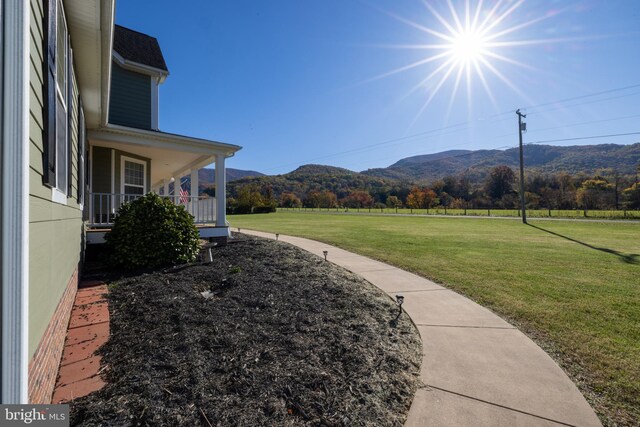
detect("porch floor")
[52,281,110,403]
[86,224,228,244]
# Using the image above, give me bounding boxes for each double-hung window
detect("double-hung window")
[44,0,74,204]
[122,157,146,196]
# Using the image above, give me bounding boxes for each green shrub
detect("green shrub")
[105,193,200,270]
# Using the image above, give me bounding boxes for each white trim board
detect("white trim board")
[1,0,30,403]
[112,51,168,82]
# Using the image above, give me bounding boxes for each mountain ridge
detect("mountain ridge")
[360,143,640,182]
[203,143,640,192]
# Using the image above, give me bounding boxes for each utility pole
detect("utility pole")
[516,109,527,224]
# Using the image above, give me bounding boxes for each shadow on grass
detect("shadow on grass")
[528,224,639,265]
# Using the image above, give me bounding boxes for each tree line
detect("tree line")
[226,165,640,213]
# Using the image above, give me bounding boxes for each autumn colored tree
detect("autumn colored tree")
[405,187,425,209]
[576,179,614,210]
[341,191,374,208]
[305,190,338,208]
[279,192,301,208]
[386,195,402,208]
[622,183,640,209]
[423,189,438,208]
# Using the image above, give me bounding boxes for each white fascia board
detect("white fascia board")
[112,51,169,83]
[1,0,30,403]
[63,0,114,128]
[101,0,115,126]
[90,124,242,156]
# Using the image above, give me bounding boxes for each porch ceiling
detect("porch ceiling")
[88,124,241,187]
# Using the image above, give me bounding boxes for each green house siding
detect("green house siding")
[28,0,83,357]
[91,146,112,194]
[109,62,151,129]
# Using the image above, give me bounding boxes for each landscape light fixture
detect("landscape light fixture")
[275,233,279,241]
[323,250,328,261]
[396,295,405,307]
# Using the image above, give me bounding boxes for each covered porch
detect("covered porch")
[86,124,241,241]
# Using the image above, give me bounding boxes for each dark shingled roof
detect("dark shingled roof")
[113,25,168,72]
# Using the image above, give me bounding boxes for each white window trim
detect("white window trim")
[50,0,69,205]
[55,0,68,110]
[120,155,147,195]
[52,187,67,204]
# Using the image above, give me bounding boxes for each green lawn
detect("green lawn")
[278,206,640,219]
[229,211,640,426]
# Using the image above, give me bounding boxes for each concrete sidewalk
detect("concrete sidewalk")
[240,229,602,427]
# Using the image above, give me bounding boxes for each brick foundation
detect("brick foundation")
[28,267,78,403]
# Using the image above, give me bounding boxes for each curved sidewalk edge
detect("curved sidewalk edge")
[239,229,602,427]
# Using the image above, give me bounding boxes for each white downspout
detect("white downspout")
[1,0,30,403]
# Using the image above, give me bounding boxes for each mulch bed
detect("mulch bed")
[71,234,422,426]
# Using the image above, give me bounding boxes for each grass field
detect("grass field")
[229,211,640,426]
[278,206,640,219]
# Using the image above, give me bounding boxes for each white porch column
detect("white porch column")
[190,169,199,197]
[163,179,170,197]
[215,154,226,227]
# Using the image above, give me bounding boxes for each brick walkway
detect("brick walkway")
[51,281,109,403]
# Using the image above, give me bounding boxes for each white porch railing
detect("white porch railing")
[88,193,216,227]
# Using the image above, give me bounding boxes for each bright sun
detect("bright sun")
[372,0,561,124]
[450,30,487,63]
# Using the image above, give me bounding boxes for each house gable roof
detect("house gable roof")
[113,25,168,72]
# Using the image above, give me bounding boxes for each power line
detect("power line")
[524,113,640,133]
[526,91,640,115]
[522,83,640,112]
[488,112,640,140]
[527,131,640,145]
[263,83,640,173]
[263,121,483,173]
[484,83,640,118]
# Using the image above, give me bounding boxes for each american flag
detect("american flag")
[179,187,189,204]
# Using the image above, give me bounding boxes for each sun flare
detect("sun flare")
[450,30,487,63]
[372,0,565,125]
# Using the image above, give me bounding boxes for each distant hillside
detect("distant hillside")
[288,164,356,176]
[227,164,398,200]
[198,167,264,184]
[178,168,264,194]
[362,143,640,182]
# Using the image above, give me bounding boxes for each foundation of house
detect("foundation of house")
[86,225,229,245]
[28,268,78,403]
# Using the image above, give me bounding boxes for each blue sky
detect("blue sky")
[116,1,640,174]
